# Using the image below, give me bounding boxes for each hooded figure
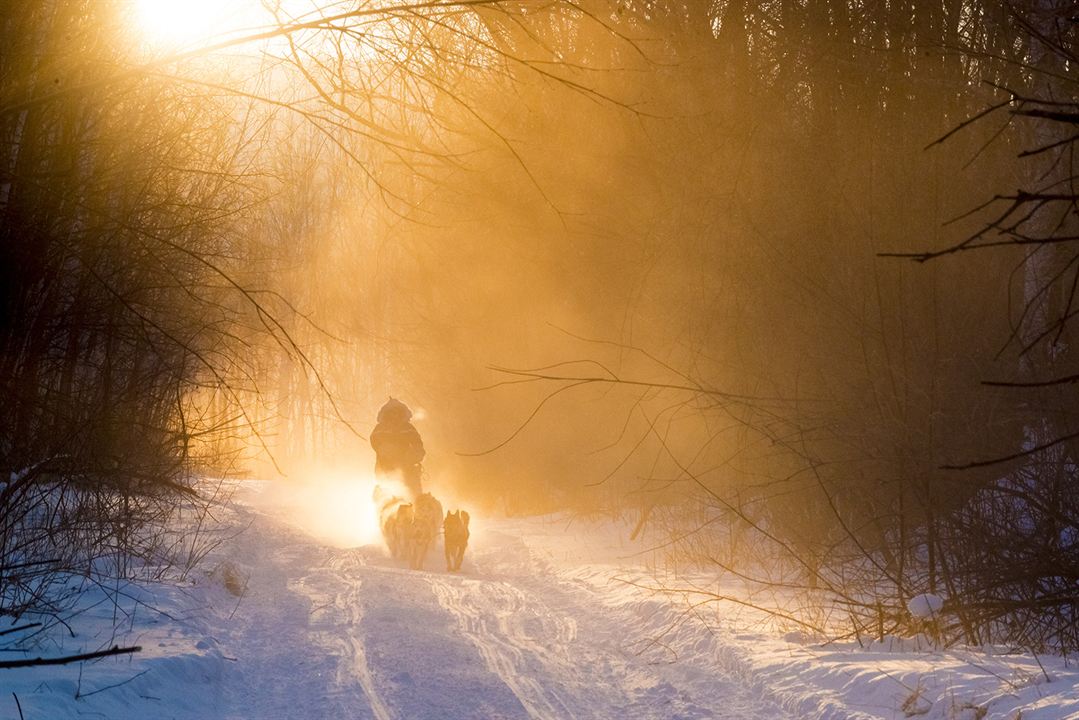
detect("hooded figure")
[371,397,425,498]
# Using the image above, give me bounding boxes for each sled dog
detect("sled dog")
[407,493,443,570]
[375,483,409,561]
[374,484,443,570]
[444,510,470,572]
[382,502,413,560]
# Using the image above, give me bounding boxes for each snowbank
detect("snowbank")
[502,514,1079,720]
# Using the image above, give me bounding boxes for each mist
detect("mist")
[236,2,1027,520]
[2,0,1077,659]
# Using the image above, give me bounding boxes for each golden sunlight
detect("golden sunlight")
[254,471,386,549]
[132,0,267,48]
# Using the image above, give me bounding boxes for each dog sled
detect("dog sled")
[374,485,469,571]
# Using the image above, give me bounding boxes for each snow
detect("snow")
[4,479,1079,719]
[907,594,945,620]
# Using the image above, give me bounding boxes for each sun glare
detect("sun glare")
[133,0,268,49]
[254,472,385,549]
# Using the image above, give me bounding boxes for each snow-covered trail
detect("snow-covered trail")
[211,514,383,720]
[211,494,790,720]
[10,482,1079,720]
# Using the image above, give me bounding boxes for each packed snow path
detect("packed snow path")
[10,482,1079,719]
[214,500,790,720]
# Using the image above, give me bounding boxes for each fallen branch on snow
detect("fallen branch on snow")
[0,644,141,669]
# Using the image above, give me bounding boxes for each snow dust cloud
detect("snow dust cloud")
[253,470,385,549]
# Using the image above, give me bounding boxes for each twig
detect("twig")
[0,623,42,638]
[0,645,141,670]
[983,372,1079,388]
[77,669,151,700]
[941,428,1079,470]
[924,95,1014,150]
[1032,650,1051,684]
[0,559,60,573]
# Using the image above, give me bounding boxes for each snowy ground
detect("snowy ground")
[3,479,1078,719]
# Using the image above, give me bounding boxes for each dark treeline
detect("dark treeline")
[1,0,1076,650]
[0,2,304,618]
[543,0,1078,650]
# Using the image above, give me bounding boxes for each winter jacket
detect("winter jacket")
[371,398,425,477]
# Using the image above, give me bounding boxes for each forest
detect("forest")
[1,0,1077,657]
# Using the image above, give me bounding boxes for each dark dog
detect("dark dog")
[443,510,470,571]
[375,484,443,570]
[408,493,443,570]
[381,502,412,560]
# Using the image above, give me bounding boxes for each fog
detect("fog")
[2,0,1076,649]
[225,2,1027,523]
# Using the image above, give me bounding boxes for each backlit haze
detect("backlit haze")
[4,3,1072,635]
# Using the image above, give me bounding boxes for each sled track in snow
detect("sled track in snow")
[324,550,536,720]
[231,504,794,720]
[431,576,579,719]
[326,553,394,720]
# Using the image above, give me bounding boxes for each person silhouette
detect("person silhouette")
[370,397,425,499]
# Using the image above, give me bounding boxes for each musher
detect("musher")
[370,397,425,499]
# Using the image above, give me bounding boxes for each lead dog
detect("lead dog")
[443,510,470,571]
